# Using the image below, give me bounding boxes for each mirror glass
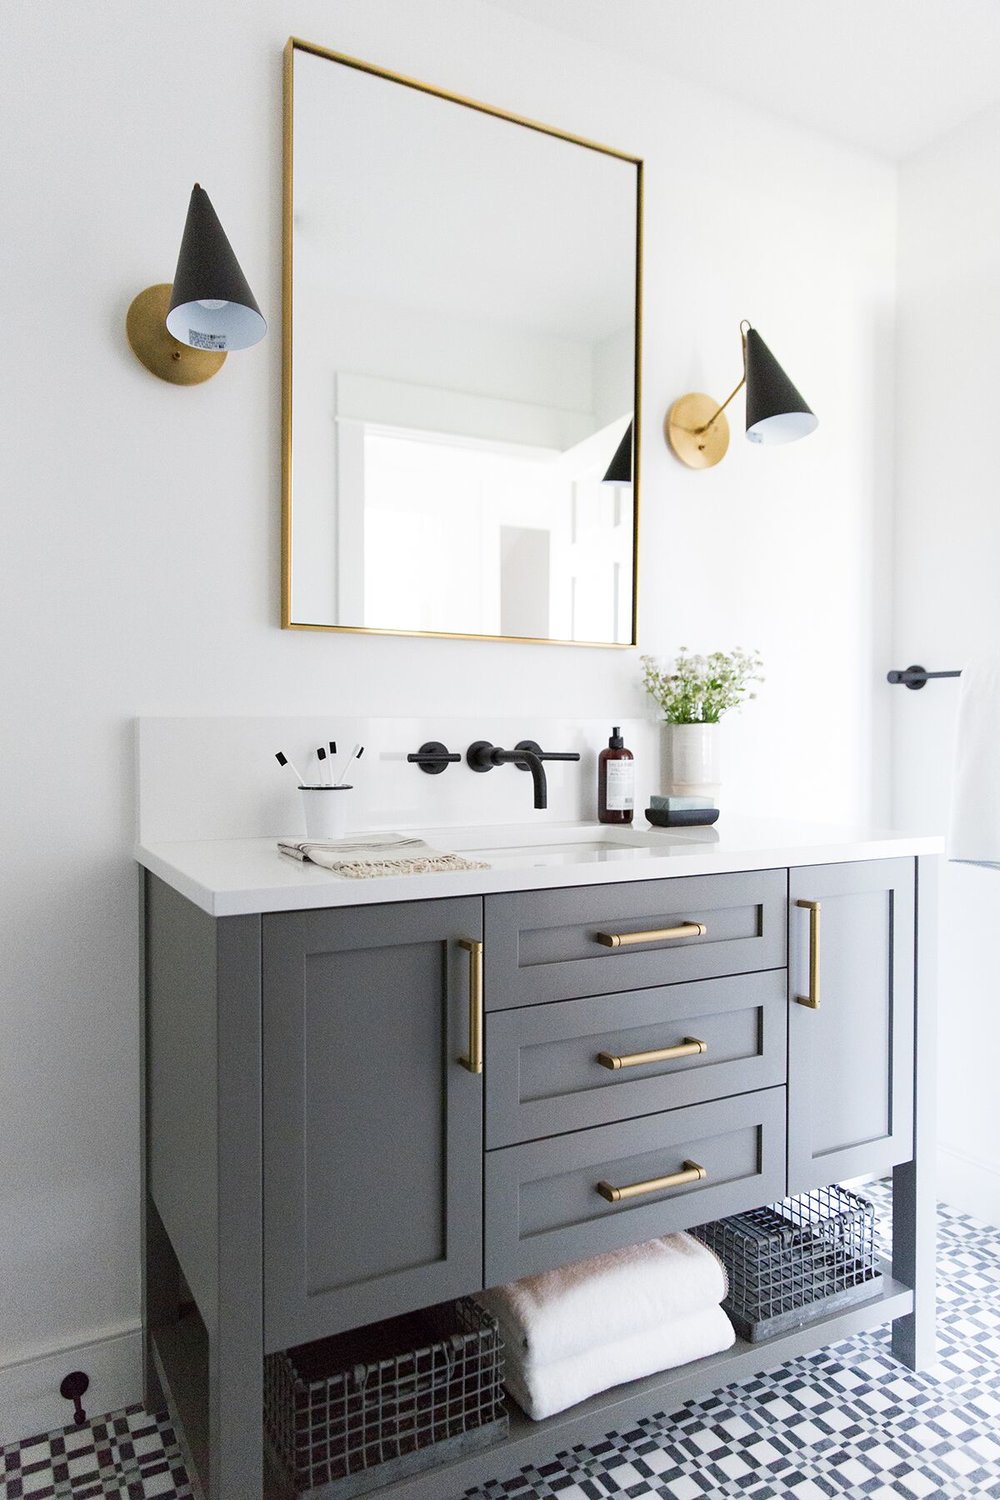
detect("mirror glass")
[284,41,642,645]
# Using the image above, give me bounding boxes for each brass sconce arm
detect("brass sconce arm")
[694,372,746,437]
[692,321,751,437]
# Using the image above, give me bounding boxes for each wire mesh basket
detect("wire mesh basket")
[691,1185,883,1342]
[264,1298,507,1499]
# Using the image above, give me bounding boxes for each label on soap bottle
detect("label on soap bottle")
[605,758,635,811]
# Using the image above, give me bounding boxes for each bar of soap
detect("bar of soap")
[649,793,715,811]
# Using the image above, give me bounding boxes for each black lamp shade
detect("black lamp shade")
[744,327,817,445]
[603,420,633,482]
[165,185,266,352]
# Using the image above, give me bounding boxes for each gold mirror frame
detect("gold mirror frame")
[281,37,644,647]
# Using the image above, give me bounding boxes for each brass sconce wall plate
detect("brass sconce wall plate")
[126,284,228,385]
[664,392,730,469]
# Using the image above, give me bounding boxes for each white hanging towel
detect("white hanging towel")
[948,655,1000,868]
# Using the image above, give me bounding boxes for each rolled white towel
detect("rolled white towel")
[503,1304,736,1421]
[476,1232,727,1368]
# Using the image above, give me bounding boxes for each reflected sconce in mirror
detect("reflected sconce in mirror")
[665,321,817,469]
[602,420,633,483]
[126,184,266,385]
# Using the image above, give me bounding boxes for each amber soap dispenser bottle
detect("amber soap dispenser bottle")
[598,726,635,824]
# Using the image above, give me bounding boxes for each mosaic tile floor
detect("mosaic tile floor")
[3,1194,999,1499]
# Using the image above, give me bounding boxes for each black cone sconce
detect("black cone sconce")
[665,322,817,469]
[126,184,266,385]
[602,420,633,483]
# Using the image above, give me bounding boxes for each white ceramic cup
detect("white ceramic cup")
[299,785,352,840]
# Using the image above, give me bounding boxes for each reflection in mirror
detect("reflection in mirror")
[283,40,642,644]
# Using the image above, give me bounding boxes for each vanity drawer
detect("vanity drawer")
[484,869,786,1010]
[484,1087,786,1286]
[486,969,786,1148]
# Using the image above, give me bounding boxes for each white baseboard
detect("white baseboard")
[0,1322,143,1449]
[937,1142,1000,1230]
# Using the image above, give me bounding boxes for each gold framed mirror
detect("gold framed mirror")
[282,38,643,646]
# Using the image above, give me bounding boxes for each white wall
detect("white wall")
[893,101,1000,1227]
[0,0,896,1438]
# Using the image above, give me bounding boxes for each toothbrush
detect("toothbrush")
[274,750,309,787]
[334,743,364,786]
[316,746,333,784]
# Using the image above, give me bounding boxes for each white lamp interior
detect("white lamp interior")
[746,410,819,445]
[165,299,266,352]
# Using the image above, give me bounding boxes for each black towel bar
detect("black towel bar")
[886,665,962,690]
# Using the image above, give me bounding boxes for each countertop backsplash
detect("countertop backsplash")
[135,715,660,844]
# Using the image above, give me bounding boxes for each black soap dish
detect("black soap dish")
[645,807,719,827]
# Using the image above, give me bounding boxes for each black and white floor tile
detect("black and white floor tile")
[0,1407,189,1499]
[4,1193,1000,1499]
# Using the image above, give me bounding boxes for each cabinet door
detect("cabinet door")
[262,897,483,1351]
[788,860,914,1194]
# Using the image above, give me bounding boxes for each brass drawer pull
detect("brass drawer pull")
[795,899,821,1009]
[594,921,706,949]
[457,938,484,1074]
[596,1037,707,1070]
[597,1159,707,1203]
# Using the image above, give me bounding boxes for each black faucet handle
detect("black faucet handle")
[515,739,581,763]
[407,740,461,775]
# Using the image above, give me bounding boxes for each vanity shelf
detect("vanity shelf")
[371,1268,913,1500]
[147,1265,913,1500]
[138,828,938,1500]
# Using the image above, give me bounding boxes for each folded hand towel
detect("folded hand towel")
[476,1232,727,1368]
[502,1304,735,1421]
[277,834,489,878]
[949,656,1000,869]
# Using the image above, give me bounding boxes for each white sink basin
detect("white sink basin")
[414,821,712,868]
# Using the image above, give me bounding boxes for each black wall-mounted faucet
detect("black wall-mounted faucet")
[465,739,580,810]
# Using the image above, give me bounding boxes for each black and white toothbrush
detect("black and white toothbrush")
[315,746,332,785]
[334,743,364,786]
[274,750,308,787]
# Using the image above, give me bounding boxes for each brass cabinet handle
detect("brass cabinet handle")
[597,1159,707,1203]
[795,899,821,1009]
[596,1037,707,1070]
[594,921,706,949]
[457,938,483,1074]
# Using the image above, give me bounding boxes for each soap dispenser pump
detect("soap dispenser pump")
[598,726,634,825]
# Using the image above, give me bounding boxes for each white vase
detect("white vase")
[661,722,721,800]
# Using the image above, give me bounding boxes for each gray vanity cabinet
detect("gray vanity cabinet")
[787,859,915,1194]
[141,850,936,1500]
[261,897,484,1351]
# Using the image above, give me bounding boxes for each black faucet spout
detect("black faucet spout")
[465,739,581,811]
[492,747,547,808]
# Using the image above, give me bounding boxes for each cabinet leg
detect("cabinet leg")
[209,916,265,1500]
[207,1300,263,1500]
[891,1158,936,1369]
[142,1190,178,1413]
[891,854,938,1371]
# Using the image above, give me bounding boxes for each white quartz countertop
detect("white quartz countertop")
[135,818,943,917]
